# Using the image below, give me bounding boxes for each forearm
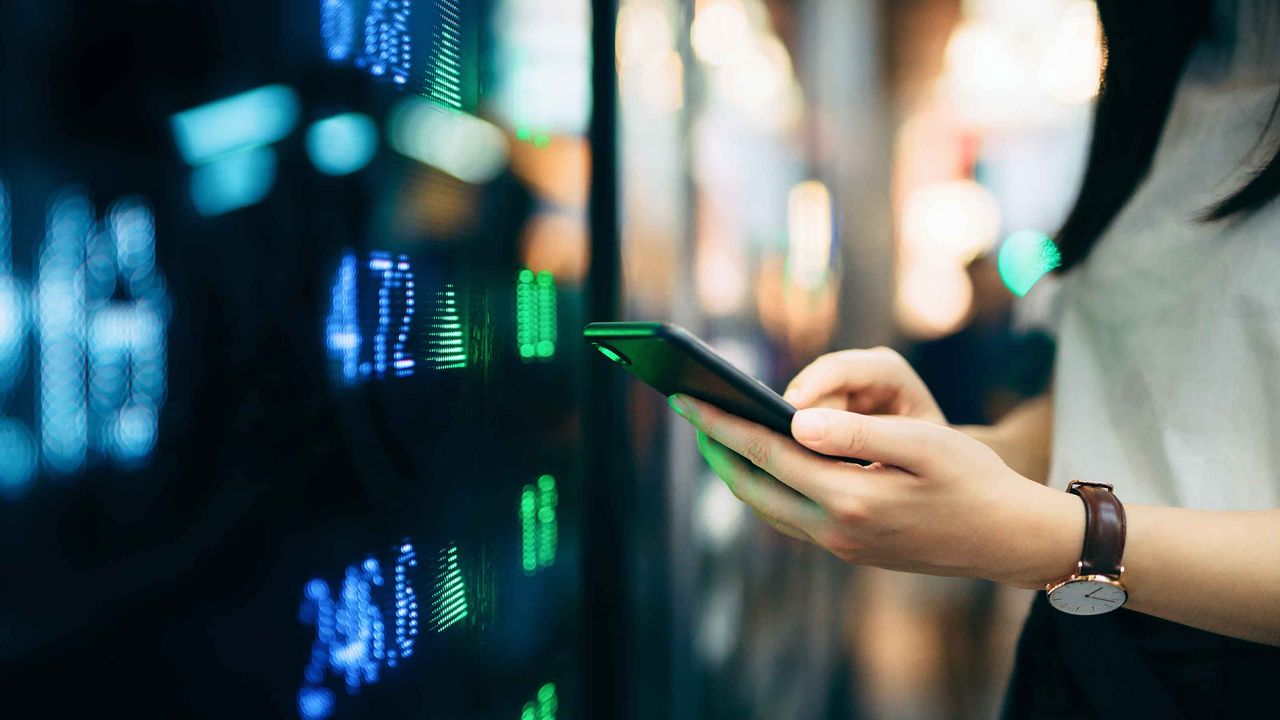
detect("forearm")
[960,393,1053,484]
[1119,505,1280,646]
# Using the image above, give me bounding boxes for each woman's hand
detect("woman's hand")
[783,347,946,425]
[670,394,1082,589]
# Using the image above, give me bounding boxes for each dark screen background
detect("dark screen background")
[0,1,588,717]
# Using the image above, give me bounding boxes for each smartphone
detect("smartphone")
[583,321,796,435]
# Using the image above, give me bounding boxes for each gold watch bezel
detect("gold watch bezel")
[1046,562,1128,614]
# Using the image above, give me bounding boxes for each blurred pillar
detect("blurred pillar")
[798,0,896,349]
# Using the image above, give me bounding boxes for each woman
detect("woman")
[669,0,1280,715]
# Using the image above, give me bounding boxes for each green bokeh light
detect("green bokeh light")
[520,475,558,575]
[521,682,558,720]
[997,230,1061,297]
[516,269,556,361]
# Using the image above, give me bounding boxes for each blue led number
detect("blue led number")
[0,183,169,499]
[389,542,419,666]
[368,252,415,378]
[325,252,360,384]
[0,178,37,497]
[38,191,92,473]
[359,0,413,85]
[320,0,358,61]
[298,541,427,720]
[325,250,440,386]
[89,199,169,466]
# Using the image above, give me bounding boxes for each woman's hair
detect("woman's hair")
[1055,0,1280,270]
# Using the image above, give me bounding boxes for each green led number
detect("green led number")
[428,284,467,370]
[520,474,558,575]
[429,543,469,631]
[516,269,556,361]
[520,683,558,720]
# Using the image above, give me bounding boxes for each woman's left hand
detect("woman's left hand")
[668,394,1084,589]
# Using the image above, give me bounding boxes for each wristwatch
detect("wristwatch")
[1046,480,1128,616]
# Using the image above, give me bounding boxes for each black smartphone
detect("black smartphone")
[583,321,796,435]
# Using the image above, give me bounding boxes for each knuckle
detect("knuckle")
[927,424,964,455]
[802,353,840,379]
[818,527,858,556]
[873,346,906,366]
[828,493,866,523]
[741,435,773,468]
[842,417,872,456]
[814,351,845,367]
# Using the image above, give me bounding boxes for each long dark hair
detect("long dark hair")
[1055,0,1280,270]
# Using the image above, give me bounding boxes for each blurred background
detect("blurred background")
[0,0,1090,717]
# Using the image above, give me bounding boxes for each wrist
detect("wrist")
[996,484,1085,589]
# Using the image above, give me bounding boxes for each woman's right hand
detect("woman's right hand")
[783,347,946,426]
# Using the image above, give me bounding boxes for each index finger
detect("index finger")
[783,348,909,407]
[670,394,845,502]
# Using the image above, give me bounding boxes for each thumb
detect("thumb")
[791,408,945,472]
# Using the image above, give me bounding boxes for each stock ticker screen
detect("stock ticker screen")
[0,1,589,717]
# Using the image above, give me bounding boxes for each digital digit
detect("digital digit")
[325,252,361,385]
[320,0,357,61]
[297,557,388,719]
[87,199,169,466]
[36,190,91,474]
[0,176,36,497]
[360,0,413,85]
[389,541,419,666]
[366,252,416,378]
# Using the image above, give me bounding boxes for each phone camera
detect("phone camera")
[591,342,631,366]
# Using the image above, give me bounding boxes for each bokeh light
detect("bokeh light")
[901,180,1001,263]
[691,0,753,67]
[895,263,974,339]
[170,85,300,166]
[616,2,673,69]
[388,99,509,184]
[787,180,833,290]
[0,417,37,499]
[719,34,792,111]
[520,211,589,283]
[493,0,591,135]
[997,230,1061,297]
[306,113,378,176]
[190,146,278,216]
[694,205,749,318]
[1038,1,1103,104]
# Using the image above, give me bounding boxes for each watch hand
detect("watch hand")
[1083,587,1119,603]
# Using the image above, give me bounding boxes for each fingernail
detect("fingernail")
[792,409,827,441]
[668,394,689,418]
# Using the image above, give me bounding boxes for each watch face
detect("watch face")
[1047,576,1127,616]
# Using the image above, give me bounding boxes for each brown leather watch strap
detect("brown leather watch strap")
[1068,480,1126,576]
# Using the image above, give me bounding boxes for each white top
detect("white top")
[1047,0,1280,510]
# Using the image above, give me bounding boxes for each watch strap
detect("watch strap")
[1068,481,1126,577]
